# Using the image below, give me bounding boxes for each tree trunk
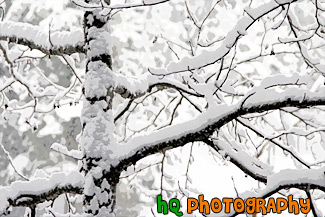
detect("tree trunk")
[81,1,117,216]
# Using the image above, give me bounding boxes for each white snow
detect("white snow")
[0,21,83,53]
[267,167,325,190]
[100,0,170,16]
[214,138,273,177]
[0,171,84,214]
[111,87,325,166]
[113,72,201,97]
[278,33,313,43]
[211,167,325,216]
[51,143,83,160]
[148,0,295,75]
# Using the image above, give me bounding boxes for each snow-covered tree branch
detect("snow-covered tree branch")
[0,172,83,215]
[0,21,85,55]
[0,0,324,216]
[113,73,204,99]
[213,167,325,216]
[149,0,309,75]
[112,86,325,176]
[73,0,171,15]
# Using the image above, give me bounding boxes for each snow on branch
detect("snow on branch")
[0,143,29,181]
[0,21,85,55]
[51,143,83,160]
[113,73,204,99]
[72,0,171,15]
[214,167,325,217]
[207,138,273,183]
[100,0,171,16]
[265,167,325,194]
[110,86,325,178]
[149,0,297,75]
[0,171,84,215]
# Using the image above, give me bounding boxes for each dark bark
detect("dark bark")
[81,1,116,216]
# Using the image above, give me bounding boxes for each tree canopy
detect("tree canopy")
[0,0,324,216]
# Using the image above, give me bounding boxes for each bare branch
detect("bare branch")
[101,0,171,15]
[0,143,29,181]
[72,0,171,16]
[236,117,311,168]
[149,0,298,75]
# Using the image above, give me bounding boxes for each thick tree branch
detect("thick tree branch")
[0,21,85,55]
[0,172,84,215]
[110,87,325,180]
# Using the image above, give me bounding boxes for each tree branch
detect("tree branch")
[72,0,171,16]
[110,86,325,179]
[113,73,204,99]
[0,21,85,55]
[215,167,325,216]
[236,117,311,168]
[149,0,298,75]
[0,172,84,215]
[205,138,272,183]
